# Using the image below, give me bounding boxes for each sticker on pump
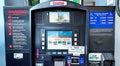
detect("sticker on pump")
[50,1,67,6]
[68,46,85,56]
[89,53,102,61]
[13,53,23,59]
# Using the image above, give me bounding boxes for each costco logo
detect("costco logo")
[50,1,67,6]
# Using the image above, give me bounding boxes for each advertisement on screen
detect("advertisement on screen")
[49,12,70,23]
[47,31,72,50]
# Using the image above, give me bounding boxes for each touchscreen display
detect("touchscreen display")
[47,31,72,50]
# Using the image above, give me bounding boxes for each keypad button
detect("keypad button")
[74,38,77,41]
[42,38,45,41]
[74,34,77,37]
[74,42,77,45]
[42,34,45,37]
[42,42,45,45]
[42,46,45,49]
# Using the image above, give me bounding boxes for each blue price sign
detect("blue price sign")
[89,12,114,28]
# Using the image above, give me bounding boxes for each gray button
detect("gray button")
[52,52,57,54]
[58,52,62,54]
[63,52,67,54]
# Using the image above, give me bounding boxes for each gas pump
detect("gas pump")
[30,1,88,66]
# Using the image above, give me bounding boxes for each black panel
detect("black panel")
[6,53,30,66]
[4,7,31,66]
[88,6,115,52]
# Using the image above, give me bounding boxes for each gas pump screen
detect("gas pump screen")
[47,31,72,50]
[49,12,70,23]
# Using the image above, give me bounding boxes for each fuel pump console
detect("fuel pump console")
[30,1,89,66]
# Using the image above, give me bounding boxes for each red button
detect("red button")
[9,44,13,48]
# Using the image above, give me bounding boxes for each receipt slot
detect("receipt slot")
[30,1,89,66]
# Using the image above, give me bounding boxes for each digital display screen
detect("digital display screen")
[47,31,72,50]
[90,12,114,28]
[49,12,70,23]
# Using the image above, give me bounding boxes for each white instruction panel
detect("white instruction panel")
[68,46,85,56]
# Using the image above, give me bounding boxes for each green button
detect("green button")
[89,56,94,60]
[73,0,79,3]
